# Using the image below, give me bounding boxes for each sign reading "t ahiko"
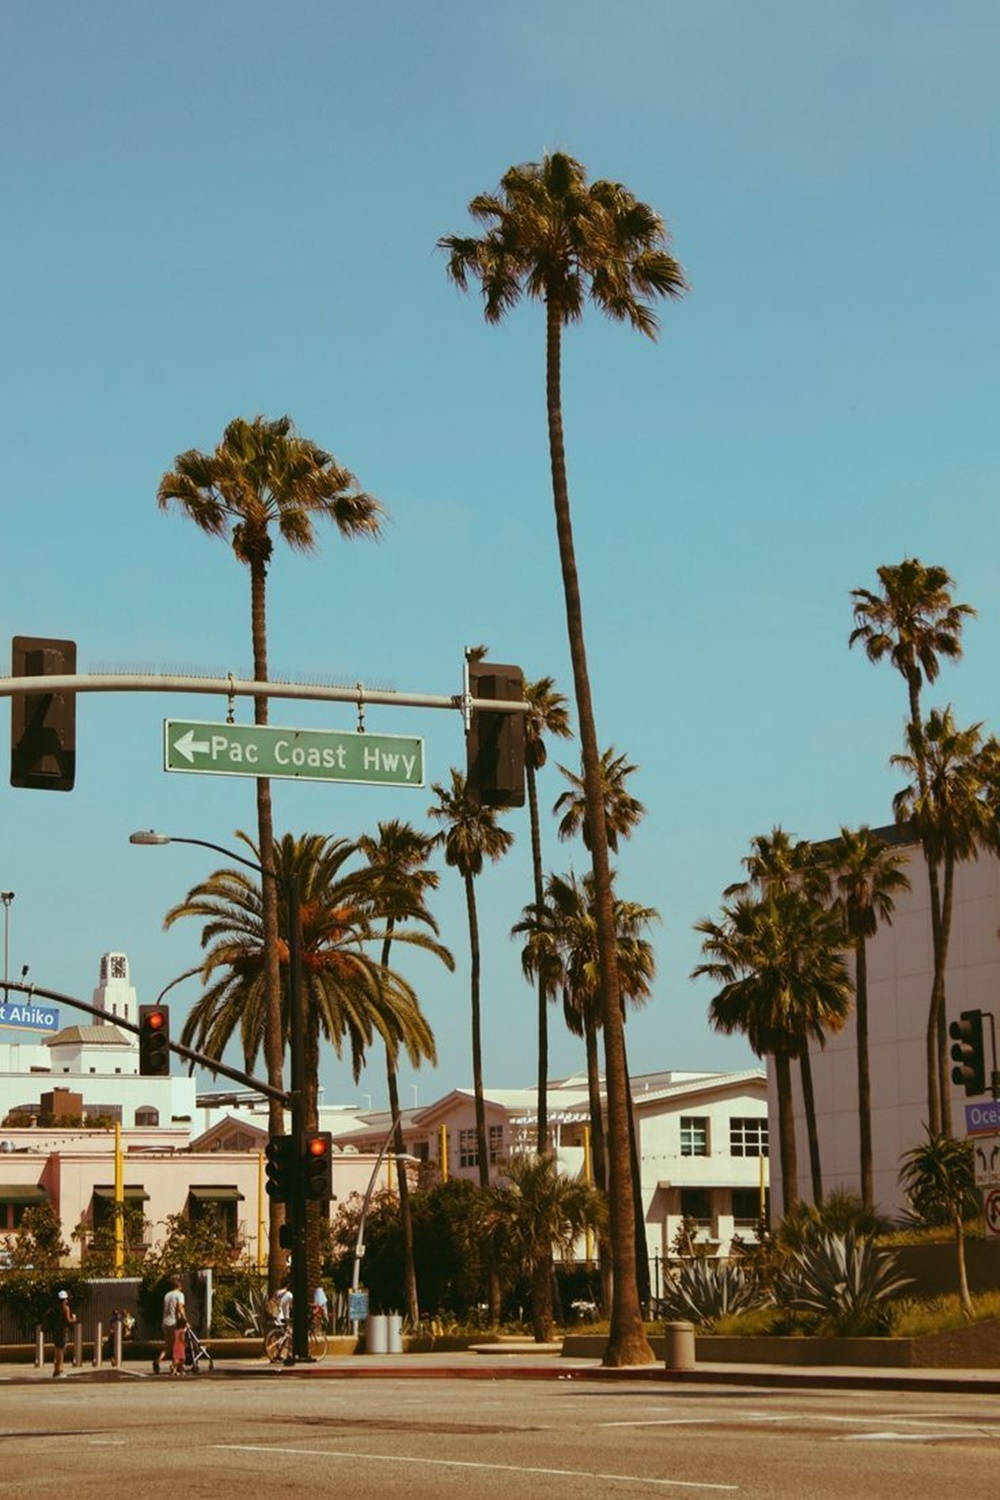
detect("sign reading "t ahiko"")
[164,720,424,788]
[0,1000,60,1033]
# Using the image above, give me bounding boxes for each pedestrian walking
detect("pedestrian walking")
[153,1275,185,1375]
[51,1289,76,1379]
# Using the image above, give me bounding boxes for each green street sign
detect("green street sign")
[164,720,424,787]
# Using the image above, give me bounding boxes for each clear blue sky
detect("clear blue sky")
[3,2,999,1110]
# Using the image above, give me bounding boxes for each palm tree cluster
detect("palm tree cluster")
[695,555,1000,1223]
[157,148,686,1366]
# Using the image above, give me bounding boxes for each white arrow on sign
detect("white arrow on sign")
[173,729,211,764]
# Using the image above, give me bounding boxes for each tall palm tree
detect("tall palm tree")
[357,821,452,1326]
[441,150,685,1367]
[428,770,514,1189]
[722,829,840,1204]
[850,559,974,1133]
[693,891,852,1213]
[523,677,572,1151]
[164,832,440,1286]
[515,871,658,1307]
[553,747,645,853]
[829,827,911,1209]
[157,414,382,1286]
[893,710,1000,1135]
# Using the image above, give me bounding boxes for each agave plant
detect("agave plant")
[775,1229,912,1336]
[658,1258,769,1329]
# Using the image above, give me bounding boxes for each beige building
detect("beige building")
[768,830,1000,1218]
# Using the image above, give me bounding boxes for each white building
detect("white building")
[0,954,195,1129]
[768,830,1000,1219]
[330,1068,769,1260]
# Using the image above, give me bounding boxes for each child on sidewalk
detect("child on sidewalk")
[170,1312,188,1375]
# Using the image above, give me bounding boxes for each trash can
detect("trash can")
[365,1313,388,1354]
[663,1320,696,1371]
[386,1313,403,1354]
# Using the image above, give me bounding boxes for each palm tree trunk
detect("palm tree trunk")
[382,928,419,1327]
[937,856,956,1137]
[583,1012,607,1192]
[544,294,651,1368]
[925,850,945,1136]
[954,1210,973,1319]
[526,763,548,1153]
[855,937,874,1209]
[798,1040,823,1205]
[249,557,286,1292]
[619,1022,651,1310]
[529,1256,554,1342]
[907,673,944,1137]
[465,871,490,1189]
[774,1049,798,1211]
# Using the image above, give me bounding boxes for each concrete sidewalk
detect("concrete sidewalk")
[7,1347,1000,1394]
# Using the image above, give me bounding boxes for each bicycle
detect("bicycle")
[263,1310,328,1365]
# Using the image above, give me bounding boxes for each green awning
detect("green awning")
[0,1185,48,1205]
[92,1186,149,1202]
[188,1186,244,1202]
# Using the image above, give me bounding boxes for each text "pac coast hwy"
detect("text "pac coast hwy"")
[164,720,424,788]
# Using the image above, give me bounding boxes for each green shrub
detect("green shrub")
[659,1258,769,1330]
[775,1229,912,1336]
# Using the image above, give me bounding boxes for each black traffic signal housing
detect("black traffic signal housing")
[302,1131,333,1201]
[466,661,525,808]
[265,1135,297,1204]
[138,1005,170,1076]
[10,636,77,791]
[950,1009,986,1096]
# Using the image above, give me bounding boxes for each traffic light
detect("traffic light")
[138,1005,170,1076]
[950,1009,986,1096]
[466,661,525,808]
[10,636,77,791]
[301,1131,333,1201]
[265,1135,297,1203]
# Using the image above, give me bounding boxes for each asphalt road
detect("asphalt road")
[3,1373,999,1499]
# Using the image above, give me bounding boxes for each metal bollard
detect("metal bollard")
[663,1320,696,1371]
[113,1320,123,1368]
[73,1321,83,1369]
[35,1325,45,1369]
[94,1321,103,1369]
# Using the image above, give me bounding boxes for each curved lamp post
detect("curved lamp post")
[129,829,310,1362]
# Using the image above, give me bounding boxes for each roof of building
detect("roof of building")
[631,1068,766,1108]
[45,1025,133,1048]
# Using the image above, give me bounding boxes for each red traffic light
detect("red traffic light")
[307,1136,329,1157]
[146,1010,166,1030]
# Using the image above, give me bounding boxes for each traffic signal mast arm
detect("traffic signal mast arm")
[0,979,289,1104]
[1,667,529,717]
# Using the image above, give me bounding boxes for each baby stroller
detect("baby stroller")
[183,1323,214,1374]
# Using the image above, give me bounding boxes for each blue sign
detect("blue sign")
[348,1288,369,1322]
[0,1000,60,1033]
[966,1100,1000,1135]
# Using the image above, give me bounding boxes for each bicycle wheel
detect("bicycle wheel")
[264,1327,286,1365]
[308,1326,328,1363]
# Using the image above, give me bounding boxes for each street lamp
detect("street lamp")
[129,829,309,1362]
[1,892,14,1002]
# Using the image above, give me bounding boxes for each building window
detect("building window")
[730,1117,768,1158]
[680,1117,708,1156]
[489,1125,504,1164]
[679,1187,712,1227]
[135,1107,159,1127]
[731,1188,763,1228]
[411,1138,429,1162]
[459,1128,478,1168]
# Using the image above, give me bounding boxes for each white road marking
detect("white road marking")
[600,1419,718,1428]
[215,1443,739,1491]
[840,1431,994,1443]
